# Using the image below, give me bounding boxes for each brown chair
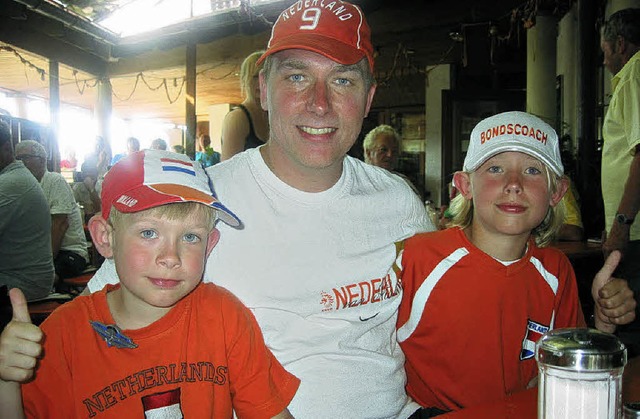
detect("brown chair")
[28,300,65,326]
[61,269,95,294]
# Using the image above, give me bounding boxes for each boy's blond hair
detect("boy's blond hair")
[447,167,567,248]
[109,202,217,232]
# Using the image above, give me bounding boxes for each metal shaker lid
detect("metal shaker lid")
[536,327,627,371]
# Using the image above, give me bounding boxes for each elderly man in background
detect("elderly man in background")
[0,123,54,301]
[15,140,88,282]
[363,124,421,197]
[600,8,640,357]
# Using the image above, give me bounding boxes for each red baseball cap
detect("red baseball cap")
[257,1,374,72]
[100,150,240,228]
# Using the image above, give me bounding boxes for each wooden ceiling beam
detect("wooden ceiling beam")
[0,13,109,76]
[108,33,269,76]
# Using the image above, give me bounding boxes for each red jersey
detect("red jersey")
[397,227,585,411]
[22,283,299,418]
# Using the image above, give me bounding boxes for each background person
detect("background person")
[111,136,140,166]
[149,137,167,150]
[15,140,88,282]
[87,2,434,417]
[363,124,421,197]
[195,134,220,168]
[220,50,270,160]
[72,162,101,222]
[0,122,54,302]
[600,7,640,357]
[557,177,584,241]
[82,136,110,181]
[0,150,299,418]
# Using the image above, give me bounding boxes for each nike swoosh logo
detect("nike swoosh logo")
[359,312,380,322]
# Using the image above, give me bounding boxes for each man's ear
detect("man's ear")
[616,35,626,54]
[550,176,569,207]
[453,171,473,200]
[88,214,114,258]
[259,70,268,112]
[205,228,221,258]
[363,83,377,118]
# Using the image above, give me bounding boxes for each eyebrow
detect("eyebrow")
[277,58,365,76]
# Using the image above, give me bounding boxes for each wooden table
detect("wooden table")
[550,240,603,261]
[441,355,640,418]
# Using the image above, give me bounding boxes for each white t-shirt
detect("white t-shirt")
[41,171,88,261]
[89,147,433,418]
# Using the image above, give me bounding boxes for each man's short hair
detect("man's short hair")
[14,140,47,159]
[602,8,640,44]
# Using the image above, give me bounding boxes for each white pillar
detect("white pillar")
[526,14,558,127]
[96,78,113,146]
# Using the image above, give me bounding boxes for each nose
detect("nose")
[306,81,330,115]
[157,241,181,269]
[504,172,523,194]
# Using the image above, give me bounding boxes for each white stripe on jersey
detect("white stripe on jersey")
[397,247,470,342]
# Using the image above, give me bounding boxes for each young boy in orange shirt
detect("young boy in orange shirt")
[0,150,299,418]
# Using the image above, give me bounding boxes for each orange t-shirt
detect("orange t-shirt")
[22,283,299,418]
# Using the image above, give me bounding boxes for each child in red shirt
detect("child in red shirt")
[0,150,299,418]
[398,111,632,414]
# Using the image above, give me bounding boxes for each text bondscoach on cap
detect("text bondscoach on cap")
[480,124,549,145]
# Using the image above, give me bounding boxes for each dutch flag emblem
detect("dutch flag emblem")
[161,158,196,176]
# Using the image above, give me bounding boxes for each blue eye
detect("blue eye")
[183,233,201,243]
[141,229,157,239]
[487,166,502,173]
[525,167,542,175]
[335,77,351,86]
[289,74,304,82]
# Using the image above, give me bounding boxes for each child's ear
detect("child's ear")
[550,176,570,207]
[88,214,114,259]
[205,228,221,258]
[453,171,473,200]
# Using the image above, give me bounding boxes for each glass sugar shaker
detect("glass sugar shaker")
[536,327,627,419]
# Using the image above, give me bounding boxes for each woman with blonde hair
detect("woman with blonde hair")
[221,50,269,160]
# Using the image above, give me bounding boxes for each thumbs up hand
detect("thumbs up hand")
[592,251,637,333]
[0,288,43,383]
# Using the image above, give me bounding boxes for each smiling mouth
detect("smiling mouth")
[150,278,181,288]
[497,203,526,213]
[299,126,336,135]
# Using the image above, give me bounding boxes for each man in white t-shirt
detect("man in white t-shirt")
[15,141,88,281]
[87,2,434,417]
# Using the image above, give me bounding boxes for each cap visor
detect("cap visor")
[466,143,563,176]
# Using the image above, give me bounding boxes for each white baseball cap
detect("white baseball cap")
[463,111,564,177]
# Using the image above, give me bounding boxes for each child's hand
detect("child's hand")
[591,251,637,333]
[0,288,43,383]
